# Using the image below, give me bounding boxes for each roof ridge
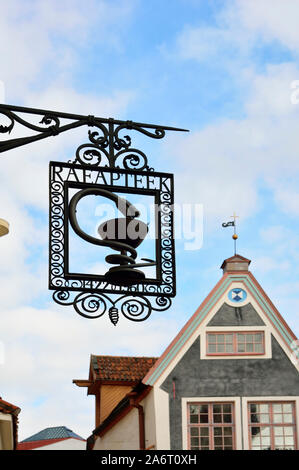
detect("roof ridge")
[20,426,85,443]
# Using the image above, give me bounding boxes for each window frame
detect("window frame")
[206,330,265,357]
[187,401,236,450]
[247,401,298,450]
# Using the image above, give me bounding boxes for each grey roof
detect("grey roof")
[21,426,85,442]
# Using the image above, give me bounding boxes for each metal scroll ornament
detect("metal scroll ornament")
[0,103,184,324]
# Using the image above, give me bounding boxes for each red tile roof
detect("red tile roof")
[0,397,20,415]
[91,355,158,382]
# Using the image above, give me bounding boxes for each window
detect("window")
[207,332,265,355]
[248,402,297,450]
[188,402,235,450]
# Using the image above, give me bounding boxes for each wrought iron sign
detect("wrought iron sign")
[0,103,188,324]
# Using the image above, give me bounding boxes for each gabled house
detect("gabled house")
[75,254,299,450]
[17,426,86,450]
[0,397,20,450]
[73,355,157,450]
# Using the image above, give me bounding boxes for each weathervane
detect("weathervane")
[222,212,239,255]
[0,103,188,324]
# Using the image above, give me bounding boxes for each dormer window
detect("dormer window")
[207,331,265,356]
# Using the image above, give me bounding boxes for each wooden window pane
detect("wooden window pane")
[213,404,222,413]
[284,427,294,436]
[285,436,294,446]
[224,414,232,423]
[251,435,261,447]
[260,414,270,424]
[283,414,293,424]
[200,427,209,436]
[200,414,209,423]
[261,436,270,446]
[250,404,257,414]
[224,427,232,435]
[251,426,260,436]
[213,414,222,423]
[200,437,209,446]
[214,437,222,446]
[283,404,292,413]
[273,414,283,424]
[224,437,232,446]
[275,436,284,446]
[208,344,216,353]
[260,426,270,436]
[199,404,208,414]
[274,427,283,436]
[259,404,269,413]
[190,405,199,414]
[223,404,231,413]
[190,415,199,424]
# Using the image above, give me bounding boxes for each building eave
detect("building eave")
[87,382,152,446]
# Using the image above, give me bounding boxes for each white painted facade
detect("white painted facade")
[93,407,139,450]
[0,412,13,450]
[33,438,86,450]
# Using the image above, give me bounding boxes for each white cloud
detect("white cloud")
[166,59,299,228]
[231,0,299,51]
[176,0,299,65]
[0,0,136,100]
[252,256,290,275]
[274,186,299,217]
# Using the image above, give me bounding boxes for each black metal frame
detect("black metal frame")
[0,103,187,324]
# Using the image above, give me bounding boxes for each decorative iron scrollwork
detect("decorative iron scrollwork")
[53,290,172,324]
[49,162,175,322]
[0,103,186,322]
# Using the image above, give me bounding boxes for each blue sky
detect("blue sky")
[0,0,299,441]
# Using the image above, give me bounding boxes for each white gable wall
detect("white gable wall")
[34,438,86,450]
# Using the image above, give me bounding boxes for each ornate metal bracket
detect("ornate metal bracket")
[0,103,188,162]
[0,103,188,324]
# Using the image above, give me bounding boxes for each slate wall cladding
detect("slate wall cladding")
[207,303,265,327]
[161,335,299,450]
